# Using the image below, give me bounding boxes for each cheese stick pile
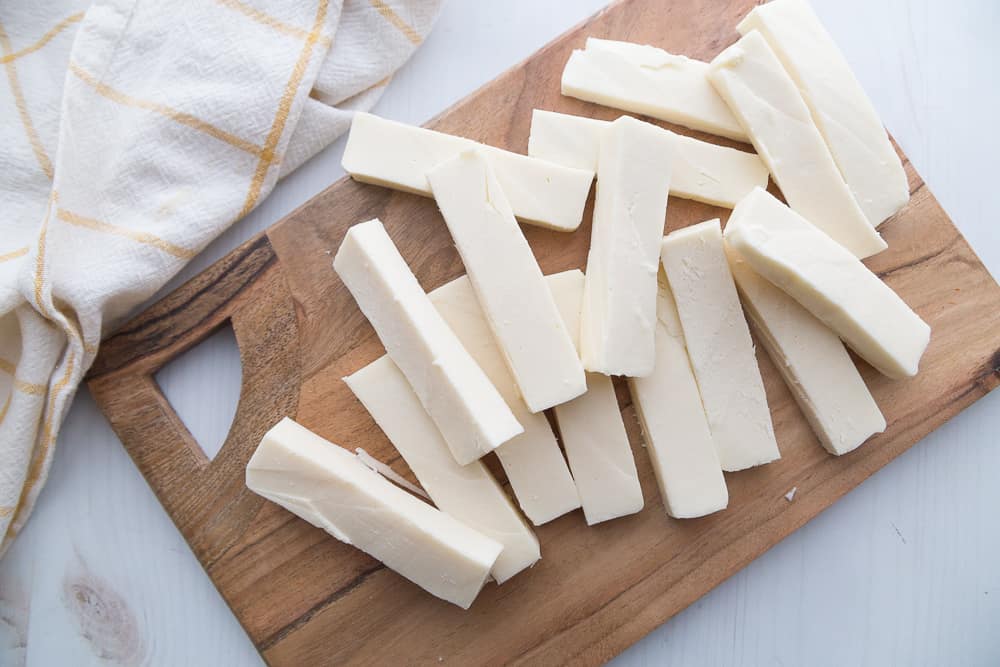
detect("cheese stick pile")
[246,0,930,609]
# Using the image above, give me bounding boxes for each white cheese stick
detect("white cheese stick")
[527,110,769,209]
[707,31,887,259]
[628,272,728,518]
[737,0,909,226]
[341,112,594,232]
[344,357,540,584]
[547,270,643,525]
[562,38,748,141]
[333,219,522,465]
[429,276,581,525]
[427,151,587,412]
[725,245,886,455]
[724,188,931,379]
[582,116,675,377]
[661,219,780,471]
[246,418,502,610]
[554,373,642,525]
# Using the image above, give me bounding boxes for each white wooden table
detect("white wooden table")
[2,1,998,665]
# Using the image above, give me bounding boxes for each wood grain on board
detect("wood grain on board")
[87,0,1000,664]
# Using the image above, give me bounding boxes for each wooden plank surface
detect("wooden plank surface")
[85,0,1000,664]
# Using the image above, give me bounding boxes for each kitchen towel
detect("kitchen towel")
[0,0,441,556]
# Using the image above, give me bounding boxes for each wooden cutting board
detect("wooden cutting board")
[87,0,1000,664]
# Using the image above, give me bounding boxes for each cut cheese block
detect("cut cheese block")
[429,275,581,525]
[562,38,748,141]
[548,269,643,525]
[628,272,728,518]
[333,219,522,465]
[245,418,502,610]
[427,151,586,412]
[724,187,931,379]
[708,31,887,259]
[342,112,593,232]
[554,373,643,525]
[527,110,769,208]
[582,116,675,377]
[738,0,909,226]
[661,219,780,471]
[725,245,886,455]
[344,356,540,584]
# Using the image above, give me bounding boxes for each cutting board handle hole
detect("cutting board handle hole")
[154,322,242,462]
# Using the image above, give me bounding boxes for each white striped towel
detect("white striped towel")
[0,0,442,557]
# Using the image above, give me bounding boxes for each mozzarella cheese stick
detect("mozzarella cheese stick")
[628,272,728,518]
[661,219,780,471]
[341,112,594,232]
[427,151,587,412]
[708,31,887,259]
[527,110,769,208]
[725,245,886,455]
[561,38,748,141]
[724,188,931,379]
[246,418,502,610]
[737,0,908,226]
[333,219,522,465]
[344,357,540,584]
[582,116,675,377]
[429,276,581,525]
[547,270,643,525]
[554,373,643,525]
